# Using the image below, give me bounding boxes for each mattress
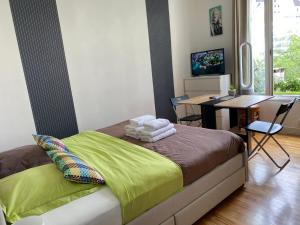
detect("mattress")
[0,122,244,186]
[30,154,245,225]
[43,186,122,225]
[99,121,245,185]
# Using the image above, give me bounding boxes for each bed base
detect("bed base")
[128,153,247,225]
[0,210,4,225]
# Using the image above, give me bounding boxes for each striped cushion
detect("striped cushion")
[47,150,105,184]
[33,134,69,152]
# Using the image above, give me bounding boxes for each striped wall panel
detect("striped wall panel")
[145,0,176,122]
[9,0,78,138]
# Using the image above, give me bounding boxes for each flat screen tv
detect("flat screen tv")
[191,48,225,76]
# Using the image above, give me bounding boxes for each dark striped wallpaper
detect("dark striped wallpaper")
[9,0,78,138]
[145,0,177,122]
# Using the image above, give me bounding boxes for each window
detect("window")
[250,0,266,94]
[250,0,300,95]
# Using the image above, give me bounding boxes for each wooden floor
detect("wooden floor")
[194,134,300,225]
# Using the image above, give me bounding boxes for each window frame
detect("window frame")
[264,0,273,96]
[262,0,300,96]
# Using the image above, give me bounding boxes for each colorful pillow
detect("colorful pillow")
[47,150,105,184]
[33,134,69,152]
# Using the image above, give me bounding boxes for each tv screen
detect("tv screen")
[191,48,225,76]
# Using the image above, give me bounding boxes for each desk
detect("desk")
[178,94,222,105]
[179,94,225,128]
[214,95,273,109]
[180,95,273,155]
[204,95,273,155]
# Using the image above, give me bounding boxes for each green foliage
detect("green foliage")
[253,34,300,94]
[274,78,300,92]
[274,91,300,95]
[274,35,300,81]
[254,58,266,93]
[229,84,236,91]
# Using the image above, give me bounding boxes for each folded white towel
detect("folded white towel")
[129,115,156,127]
[141,128,176,142]
[144,118,170,131]
[125,126,144,139]
[125,125,144,132]
[125,132,140,139]
[140,123,174,138]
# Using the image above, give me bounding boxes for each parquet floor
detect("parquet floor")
[194,134,300,225]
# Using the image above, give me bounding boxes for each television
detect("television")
[191,48,225,76]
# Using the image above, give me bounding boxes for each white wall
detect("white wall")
[169,0,234,96]
[0,0,156,151]
[190,0,233,75]
[169,0,193,96]
[0,0,36,152]
[56,0,156,131]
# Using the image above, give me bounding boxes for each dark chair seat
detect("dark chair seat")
[246,121,283,135]
[179,114,202,122]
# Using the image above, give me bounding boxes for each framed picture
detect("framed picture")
[209,5,223,36]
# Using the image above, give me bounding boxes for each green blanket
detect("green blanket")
[0,164,99,223]
[63,131,183,223]
[0,131,183,224]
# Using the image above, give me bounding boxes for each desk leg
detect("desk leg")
[246,108,252,157]
[229,108,238,128]
[201,105,216,129]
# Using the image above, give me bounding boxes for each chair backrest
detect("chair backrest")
[170,95,189,109]
[275,98,297,125]
[170,95,189,118]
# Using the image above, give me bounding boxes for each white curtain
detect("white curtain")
[232,0,250,91]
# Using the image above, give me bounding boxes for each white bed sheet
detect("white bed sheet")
[43,186,122,225]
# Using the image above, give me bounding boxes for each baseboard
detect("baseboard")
[281,127,300,136]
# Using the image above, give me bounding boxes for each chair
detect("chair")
[170,95,202,126]
[246,98,297,169]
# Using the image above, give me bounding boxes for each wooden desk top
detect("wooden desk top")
[178,94,221,105]
[214,95,273,109]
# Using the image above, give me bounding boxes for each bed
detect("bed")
[0,122,247,225]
